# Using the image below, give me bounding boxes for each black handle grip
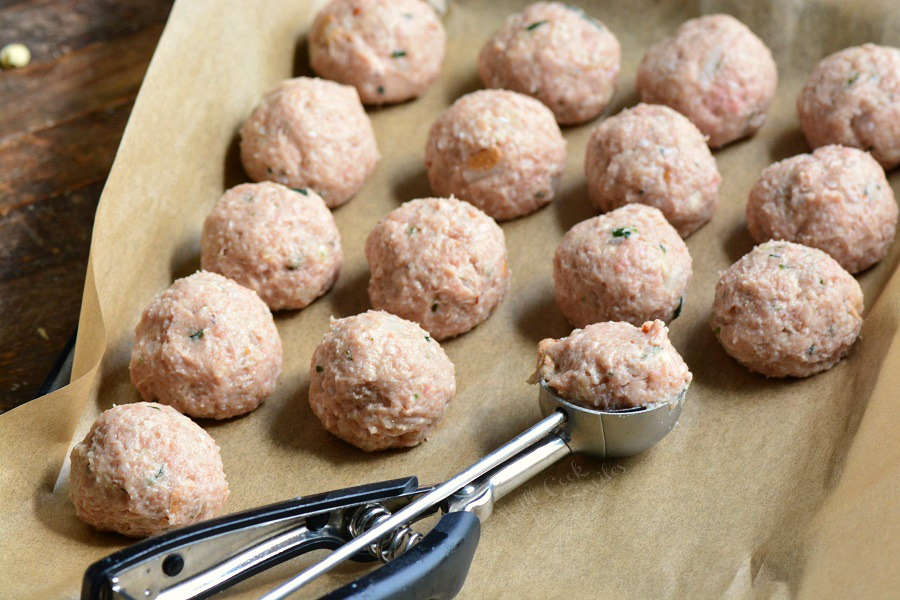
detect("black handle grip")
[82,477,421,600]
[321,511,481,600]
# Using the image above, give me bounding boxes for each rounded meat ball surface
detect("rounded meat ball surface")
[636,14,777,148]
[528,320,691,411]
[201,182,343,311]
[309,310,456,452]
[478,2,621,125]
[309,0,446,105]
[711,241,863,378]
[425,89,567,220]
[69,402,229,537]
[585,103,721,237]
[554,204,692,328]
[239,77,379,208]
[129,271,283,419]
[797,44,900,170]
[746,145,897,274]
[365,197,509,340]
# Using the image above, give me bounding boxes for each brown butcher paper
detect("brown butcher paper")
[2,0,900,597]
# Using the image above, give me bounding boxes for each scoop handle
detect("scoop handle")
[80,477,421,600]
[321,511,481,600]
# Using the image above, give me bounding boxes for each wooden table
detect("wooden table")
[0,0,173,412]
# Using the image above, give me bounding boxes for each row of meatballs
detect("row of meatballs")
[66,1,897,538]
[70,310,692,537]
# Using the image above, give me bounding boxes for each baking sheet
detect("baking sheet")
[2,0,900,597]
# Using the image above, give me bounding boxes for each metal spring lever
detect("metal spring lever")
[348,504,423,562]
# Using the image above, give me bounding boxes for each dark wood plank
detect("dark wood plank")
[0,26,164,141]
[0,0,170,63]
[0,184,100,409]
[0,0,173,411]
[0,181,99,283]
[0,101,133,214]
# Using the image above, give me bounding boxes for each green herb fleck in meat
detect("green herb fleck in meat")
[846,72,860,87]
[391,50,408,58]
[345,349,353,361]
[407,225,418,235]
[526,20,548,31]
[431,302,439,312]
[612,226,635,239]
[778,263,792,270]
[819,278,825,285]
[424,335,431,342]
[377,85,385,95]
[641,345,663,360]
[768,253,782,259]
[414,393,420,400]
[714,326,721,336]
[807,344,816,356]
[148,465,165,485]
[659,243,667,253]
[189,329,205,340]
[316,365,324,373]
[292,187,309,196]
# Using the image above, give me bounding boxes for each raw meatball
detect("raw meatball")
[528,320,691,411]
[129,271,283,419]
[239,77,379,208]
[636,14,777,148]
[309,0,446,104]
[746,145,897,273]
[365,197,509,340]
[69,402,229,537]
[478,2,621,125]
[201,182,343,310]
[797,44,900,170]
[424,89,567,220]
[711,241,863,378]
[554,204,691,328]
[585,103,721,237]
[309,310,456,451]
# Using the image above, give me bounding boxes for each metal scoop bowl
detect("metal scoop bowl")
[538,382,685,458]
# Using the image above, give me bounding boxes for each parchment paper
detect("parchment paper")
[2,0,900,597]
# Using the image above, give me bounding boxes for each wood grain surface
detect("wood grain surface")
[0,0,173,411]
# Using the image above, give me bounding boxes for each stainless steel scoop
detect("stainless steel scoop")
[82,383,684,600]
[260,383,685,599]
